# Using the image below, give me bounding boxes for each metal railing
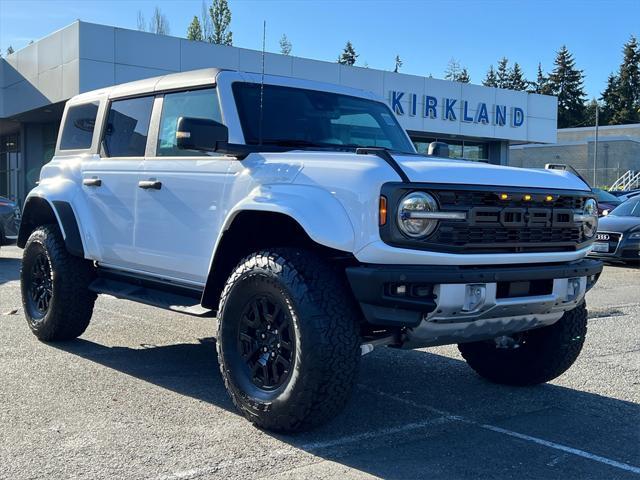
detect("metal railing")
[610,170,640,191]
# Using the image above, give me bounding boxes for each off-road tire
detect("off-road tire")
[21,225,97,341]
[458,302,588,386]
[217,249,361,432]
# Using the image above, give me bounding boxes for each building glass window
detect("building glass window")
[0,134,20,201]
[59,102,99,150]
[411,136,489,161]
[157,88,222,156]
[103,96,154,157]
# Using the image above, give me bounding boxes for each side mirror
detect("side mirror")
[428,141,450,158]
[176,117,228,152]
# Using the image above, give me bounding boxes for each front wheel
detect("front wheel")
[458,303,588,386]
[21,225,97,341]
[216,249,361,432]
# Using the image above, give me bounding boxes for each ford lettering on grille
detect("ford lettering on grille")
[468,207,575,228]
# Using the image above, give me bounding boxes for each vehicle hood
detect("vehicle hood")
[597,215,640,233]
[392,154,591,191]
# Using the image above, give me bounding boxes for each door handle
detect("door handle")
[138,180,162,190]
[83,178,102,187]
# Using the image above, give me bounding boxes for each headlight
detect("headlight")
[397,192,439,238]
[582,198,598,238]
[629,231,640,240]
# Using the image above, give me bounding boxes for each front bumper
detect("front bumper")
[346,258,603,347]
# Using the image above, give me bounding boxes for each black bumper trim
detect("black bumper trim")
[346,258,603,327]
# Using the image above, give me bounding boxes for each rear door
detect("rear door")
[81,95,154,270]
[134,87,235,285]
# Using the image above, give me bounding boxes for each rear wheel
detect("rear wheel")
[458,303,588,386]
[217,249,361,432]
[21,225,97,341]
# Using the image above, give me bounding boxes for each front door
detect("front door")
[82,95,154,270]
[134,88,235,285]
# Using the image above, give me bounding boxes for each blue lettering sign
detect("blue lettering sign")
[476,102,489,124]
[391,91,404,115]
[512,107,524,127]
[462,101,474,122]
[495,105,507,126]
[409,93,417,116]
[444,98,457,121]
[424,95,437,118]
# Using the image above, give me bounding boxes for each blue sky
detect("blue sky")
[1,0,638,99]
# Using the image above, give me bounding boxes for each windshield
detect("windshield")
[233,82,415,153]
[593,188,622,204]
[609,197,640,217]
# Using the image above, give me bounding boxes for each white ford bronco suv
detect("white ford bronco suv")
[18,68,603,432]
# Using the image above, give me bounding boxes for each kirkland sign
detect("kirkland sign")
[388,90,525,128]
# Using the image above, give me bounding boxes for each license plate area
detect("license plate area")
[592,242,609,253]
[496,279,554,299]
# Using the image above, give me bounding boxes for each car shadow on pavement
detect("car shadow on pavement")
[52,337,640,478]
[0,257,20,285]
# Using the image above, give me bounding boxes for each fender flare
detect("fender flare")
[219,184,356,254]
[18,195,85,257]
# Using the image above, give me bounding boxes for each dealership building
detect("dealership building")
[1,21,558,204]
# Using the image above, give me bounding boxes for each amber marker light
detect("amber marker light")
[523,194,532,201]
[499,193,509,200]
[379,196,388,226]
[545,195,554,202]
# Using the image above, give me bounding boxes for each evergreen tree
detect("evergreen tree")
[444,58,461,81]
[279,34,292,55]
[210,0,233,45]
[531,62,550,94]
[583,99,600,127]
[457,67,471,83]
[483,65,498,87]
[337,41,358,66]
[187,16,203,41]
[394,54,403,73]
[507,62,528,91]
[149,6,170,35]
[496,57,510,89]
[607,36,640,124]
[600,73,620,125]
[546,45,587,128]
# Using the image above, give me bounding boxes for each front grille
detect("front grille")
[380,183,594,254]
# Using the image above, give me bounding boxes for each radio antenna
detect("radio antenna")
[258,20,266,146]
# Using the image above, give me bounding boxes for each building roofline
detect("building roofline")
[559,123,640,133]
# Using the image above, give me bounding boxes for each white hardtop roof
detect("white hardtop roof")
[66,68,381,106]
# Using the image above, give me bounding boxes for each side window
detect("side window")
[59,102,99,150]
[102,96,154,157]
[157,88,222,156]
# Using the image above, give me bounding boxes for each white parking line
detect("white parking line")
[300,416,451,451]
[358,384,640,475]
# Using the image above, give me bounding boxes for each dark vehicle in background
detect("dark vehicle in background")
[592,188,625,216]
[610,188,640,198]
[0,195,20,248]
[589,196,640,264]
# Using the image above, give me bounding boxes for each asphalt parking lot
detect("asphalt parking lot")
[1,245,639,480]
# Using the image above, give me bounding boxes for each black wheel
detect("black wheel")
[458,303,588,386]
[21,225,97,341]
[217,249,361,432]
